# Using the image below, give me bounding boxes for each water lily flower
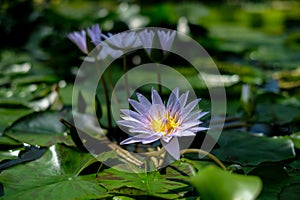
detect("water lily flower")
[118,88,208,160]
[138,29,155,55]
[67,29,88,54]
[97,44,123,59]
[107,32,142,50]
[157,30,176,52]
[87,24,103,46]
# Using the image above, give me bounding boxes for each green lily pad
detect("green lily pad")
[212,130,295,165]
[4,111,74,147]
[190,165,262,200]
[0,149,19,162]
[0,108,32,135]
[279,183,300,200]
[255,102,300,124]
[0,144,106,200]
[0,135,22,147]
[97,167,189,199]
[248,164,293,200]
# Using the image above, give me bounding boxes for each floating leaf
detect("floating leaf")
[0,108,32,135]
[212,130,295,165]
[190,165,262,200]
[0,150,19,163]
[279,183,300,200]
[248,164,292,200]
[255,102,300,124]
[4,111,74,147]
[0,144,106,200]
[97,167,189,199]
[0,146,46,171]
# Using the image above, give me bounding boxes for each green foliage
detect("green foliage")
[190,165,262,200]
[212,130,295,165]
[0,144,106,200]
[4,111,74,147]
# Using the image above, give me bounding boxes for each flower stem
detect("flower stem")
[180,149,226,170]
[123,55,130,99]
[95,58,112,129]
[100,76,112,129]
[156,63,162,95]
[108,68,121,110]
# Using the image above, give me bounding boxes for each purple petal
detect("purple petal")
[117,119,145,128]
[120,133,150,145]
[167,88,181,114]
[157,30,176,52]
[139,29,155,54]
[151,88,163,105]
[177,130,196,137]
[148,104,165,121]
[141,135,160,144]
[136,93,151,107]
[129,127,151,134]
[178,91,189,107]
[87,24,102,46]
[182,99,201,119]
[189,127,209,132]
[161,137,180,160]
[128,99,149,115]
[67,30,88,54]
[180,121,202,130]
[183,111,208,123]
[120,109,146,122]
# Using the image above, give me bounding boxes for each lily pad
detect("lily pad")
[212,130,295,165]
[279,183,300,200]
[0,144,106,200]
[248,164,294,200]
[97,167,189,199]
[0,108,32,135]
[190,165,262,200]
[4,111,74,147]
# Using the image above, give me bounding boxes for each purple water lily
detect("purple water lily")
[108,32,142,50]
[138,29,155,55]
[157,30,176,52]
[67,30,88,54]
[87,24,103,46]
[118,88,208,160]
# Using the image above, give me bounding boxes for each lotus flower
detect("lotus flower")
[118,88,208,160]
[87,24,103,46]
[67,30,88,54]
[107,32,142,50]
[157,30,176,52]
[138,29,155,55]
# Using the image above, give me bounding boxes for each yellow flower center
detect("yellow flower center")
[150,112,179,136]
